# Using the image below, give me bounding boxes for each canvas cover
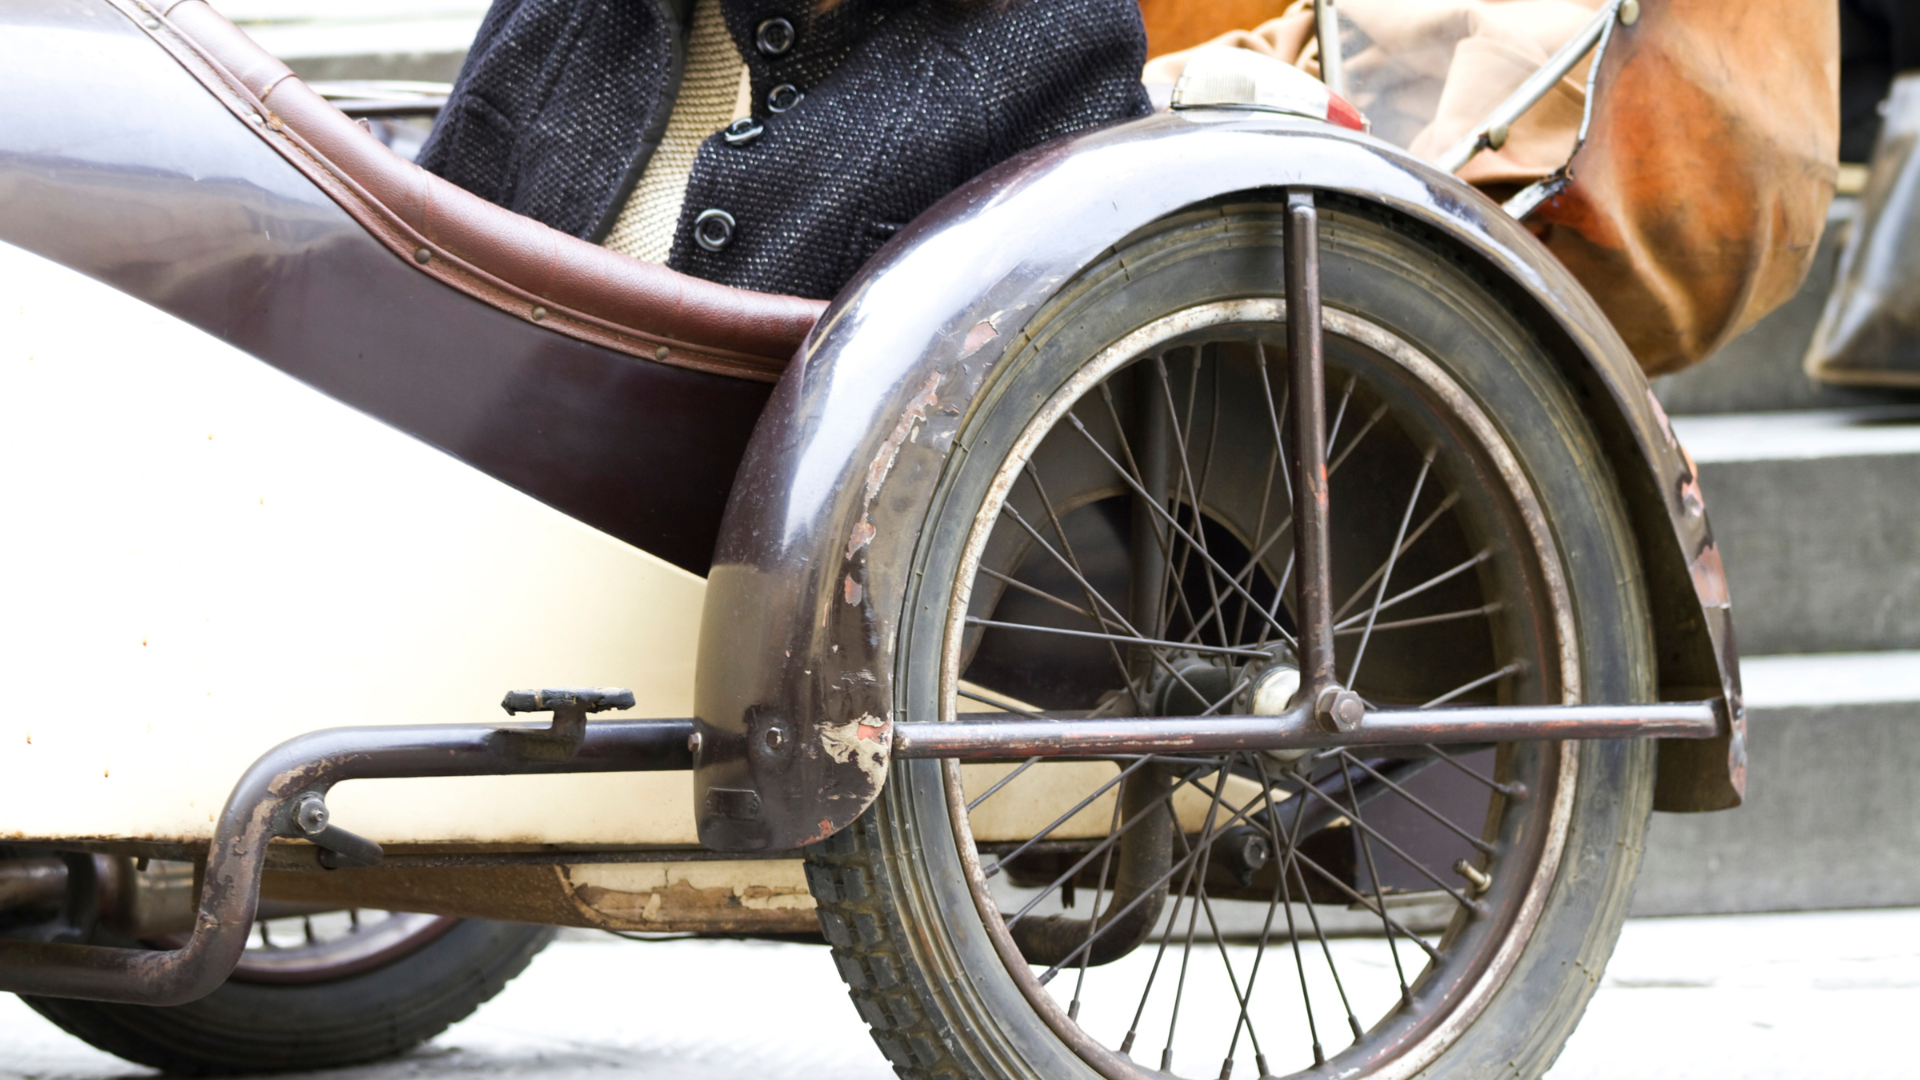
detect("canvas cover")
[1139,0,1840,375]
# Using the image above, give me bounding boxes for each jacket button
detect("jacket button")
[723,117,764,146]
[755,17,795,56]
[767,83,803,113]
[693,209,736,252]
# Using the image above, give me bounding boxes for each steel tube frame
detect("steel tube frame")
[1285,189,1338,709]
[892,701,1723,761]
[0,719,693,1005]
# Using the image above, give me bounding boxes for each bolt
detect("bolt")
[687,730,703,756]
[1315,687,1365,733]
[292,793,329,837]
[1618,0,1640,25]
[1486,123,1509,151]
[1237,832,1271,872]
[764,724,786,751]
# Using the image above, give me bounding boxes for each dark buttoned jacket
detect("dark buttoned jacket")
[418,0,1153,300]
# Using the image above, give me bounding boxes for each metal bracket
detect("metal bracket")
[285,791,383,869]
[499,687,636,761]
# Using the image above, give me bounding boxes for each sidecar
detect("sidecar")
[0,1,1744,1078]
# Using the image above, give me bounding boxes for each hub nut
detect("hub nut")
[1315,687,1366,733]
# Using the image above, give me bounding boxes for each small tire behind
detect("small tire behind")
[20,918,553,1075]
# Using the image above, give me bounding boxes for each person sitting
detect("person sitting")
[419,0,1153,301]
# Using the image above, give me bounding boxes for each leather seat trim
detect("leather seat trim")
[119,0,825,382]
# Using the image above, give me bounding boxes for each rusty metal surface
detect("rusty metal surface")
[259,860,819,935]
[892,701,1721,760]
[0,719,693,1005]
[0,0,770,575]
[694,108,1743,852]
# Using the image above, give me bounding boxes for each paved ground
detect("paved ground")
[6,907,1918,1079]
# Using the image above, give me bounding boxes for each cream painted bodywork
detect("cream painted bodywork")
[0,240,706,845]
[0,240,1225,872]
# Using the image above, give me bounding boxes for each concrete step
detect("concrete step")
[1673,406,1920,656]
[1654,196,1919,416]
[1634,650,1920,915]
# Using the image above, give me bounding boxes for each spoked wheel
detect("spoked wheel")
[23,909,550,1074]
[806,197,1657,1080]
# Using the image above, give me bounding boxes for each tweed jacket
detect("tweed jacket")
[418,0,1153,300]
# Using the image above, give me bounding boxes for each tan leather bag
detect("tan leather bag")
[1138,0,1840,376]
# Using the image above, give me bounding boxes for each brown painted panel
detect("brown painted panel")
[0,0,768,574]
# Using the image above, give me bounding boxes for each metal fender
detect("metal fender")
[693,110,1743,852]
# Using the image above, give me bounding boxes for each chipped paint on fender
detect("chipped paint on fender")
[819,714,891,792]
[842,372,943,581]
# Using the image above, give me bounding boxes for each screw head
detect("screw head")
[687,730,703,756]
[1619,0,1640,25]
[1486,123,1510,151]
[292,793,329,837]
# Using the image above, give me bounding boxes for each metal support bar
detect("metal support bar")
[1435,0,1625,174]
[1313,0,1346,100]
[1285,188,1354,736]
[892,701,1723,761]
[0,717,693,1005]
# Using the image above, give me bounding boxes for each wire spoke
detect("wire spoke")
[1070,778,1129,1020]
[1424,743,1521,796]
[1157,753,1232,1074]
[956,687,1045,719]
[1341,759,1415,1008]
[1290,781,1483,910]
[1420,662,1522,709]
[987,754,1160,881]
[1153,357,1233,653]
[1333,603,1499,636]
[1332,549,1491,632]
[1038,776,1283,984]
[1347,447,1436,687]
[1094,386,1209,647]
[1066,412,1297,647]
[1332,491,1463,623]
[967,755,1044,811]
[963,617,1273,661]
[979,565,1096,622]
[1024,462,1142,703]
[1336,752,1495,855]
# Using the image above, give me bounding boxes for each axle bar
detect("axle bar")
[0,718,693,1005]
[892,701,1723,761]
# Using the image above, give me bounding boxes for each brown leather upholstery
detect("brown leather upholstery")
[130,0,825,381]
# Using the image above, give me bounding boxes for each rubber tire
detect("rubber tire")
[21,919,554,1075]
[803,199,1657,1080]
